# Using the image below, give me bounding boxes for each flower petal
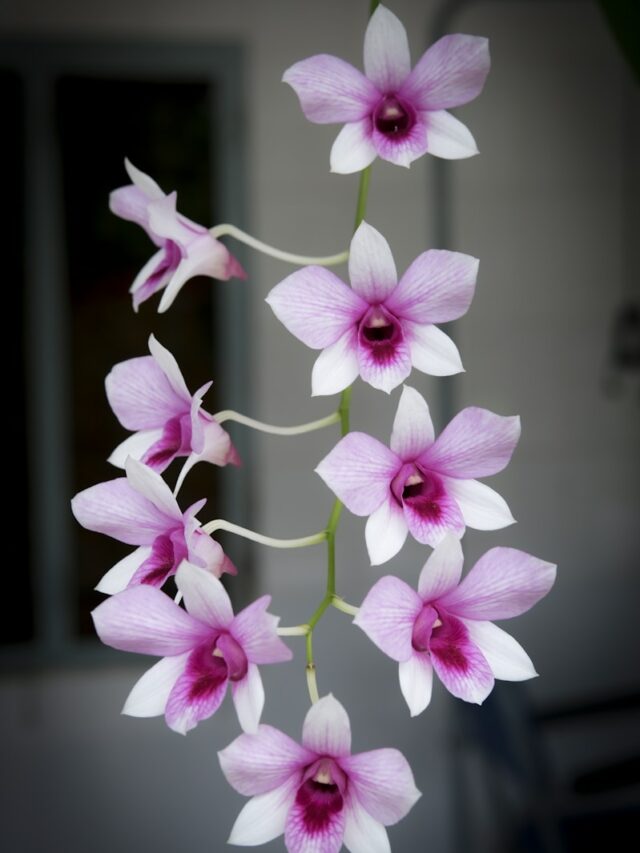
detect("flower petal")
[122,652,190,717]
[371,115,429,168]
[441,548,556,620]
[228,778,299,846]
[316,433,400,516]
[417,533,464,601]
[283,55,379,123]
[219,725,312,796]
[444,478,516,530]
[463,620,537,681]
[386,249,478,324]
[342,748,421,825]
[147,192,203,246]
[399,653,434,717]
[330,120,378,174]
[365,498,408,565]
[389,385,434,458]
[175,561,233,628]
[107,351,187,429]
[424,109,478,159]
[312,329,360,396]
[348,222,397,304]
[403,485,466,547]
[109,183,156,238]
[148,333,192,402]
[125,456,182,520]
[284,787,346,853]
[401,34,489,110]
[95,545,152,595]
[164,648,228,734]
[124,158,164,200]
[92,585,209,655]
[231,596,293,665]
[354,576,422,663]
[406,322,464,376]
[267,267,365,349]
[158,233,238,313]
[429,615,494,704]
[108,429,164,470]
[363,5,411,91]
[343,797,391,853]
[129,248,175,310]
[421,408,520,479]
[302,694,351,757]
[356,330,412,393]
[232,664,265,733]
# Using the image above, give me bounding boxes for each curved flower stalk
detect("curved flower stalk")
[71,457,235,594]
[267,221,477,394]
[355,535,556,713]
[106,334,239,478]
[283,4,490,172]
[110,159,246,312]
[219,694,420,851]
[92,561,292,734]
[317,385,520,564]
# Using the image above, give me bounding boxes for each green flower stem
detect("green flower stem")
[214,409,340,436]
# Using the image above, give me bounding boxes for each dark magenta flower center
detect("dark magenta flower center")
[296,759,345,834]
[358,305,403,364]
[373,94,415,136]
[391,464,446,521]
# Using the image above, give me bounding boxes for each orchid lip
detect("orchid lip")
[296,757,346,833]
[391,463,447,521]
[373,94,416,137]
[358,304,403,363]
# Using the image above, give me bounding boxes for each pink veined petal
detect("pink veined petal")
[400,34,490,111]
[122,652,190,717]
[109,184,154,234]
[316,433,400,516]
[108,429,164,470]
[417,532,464,601]
[71,478,172,546]
[429,615,494,704]
[330,120,378,175]
[343,796,391,853]
[365,498,408,566]
[462,620,537,682]
[348,222,398,304]
[342,748,421,825]
[371,114,429,168]
[92,585,209,656]
[95,545,152,595]
[231,596,293,665]
[354,576,422,663]
[186,528,230,578]
[399,652,434,717]
[227,778,300,846]
[284,786,346,853]
[356,325,412,393]
[406,322,464,376]
[283,55,380,124]
[128,533,177,588]
[390,385,435,459]
[444,477,516,530]
[175,561,233,628]
[129,248,175,311]
[441,547,557,620]
[363,5,411,91]
[423,109,478,159]
[148,333,192,402]
[386,249,478,325]
[421,408,520,479]
[191,408,237,468]
[312,328,360,397]
[164,646,228,734]
[158,233,236,313]
[266,267,366,350]
[124,158,164,200]
[231,663,265,733]
[147,191,204,247]
[125,456,181,521]
[140,417,188,472]
[302,695,351,758]
[219,725,312,797]
[403,482,466,547]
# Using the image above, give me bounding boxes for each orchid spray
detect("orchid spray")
[72,4,556,850]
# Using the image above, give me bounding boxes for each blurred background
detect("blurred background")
[1,0,638,850]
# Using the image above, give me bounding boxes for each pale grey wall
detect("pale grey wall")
[2,1,638,852]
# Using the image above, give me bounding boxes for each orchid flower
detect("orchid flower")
[316,386,520,564]
[110,159,246,312]
[92,561,291,733]
[219,694,420,851]
[355,535,556,712]
[283,4,489,172]
[106,334,239,477]
[71,457,234,594]
[267,221,477,395]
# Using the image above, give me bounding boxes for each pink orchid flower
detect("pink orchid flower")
[219,694,420,851]
[106,334,239,476]
[355,534,557,712]
[266,221,477,395]
[316,385,520,564]
[283,4,489,172]
[92,561,291,733]
[71,457,235,594]
[110,159,246,312]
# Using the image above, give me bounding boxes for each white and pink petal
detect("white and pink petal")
[417,533,464,601]
[283,55,379,124]
[463,620,537,682]
[444,477,516,530]
[95,545,152,595]
[312,329,360,397]
[429,616,494,704]
[175,561,234,628]
[348,222,398,304]
[227,779,299,846]
[365,498,408,566]
[399,653,434,717]
[231,596,293,665]
[407,322,464,377]
[231,663,265,734]
[343,797,391,853]
[423,109,479,159]
[122,652,190,717]
[363,5,411,91]
[330,120,378,175]
[341,748,421,825]
[219,725,312,797]
[302,694,351,758]
[389,385,435,459]
[354,576,422,663]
